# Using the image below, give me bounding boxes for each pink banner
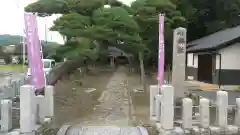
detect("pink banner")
[158,14,165,91]
[24,13,45,90]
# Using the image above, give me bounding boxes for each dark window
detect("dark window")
[212,55,216,74]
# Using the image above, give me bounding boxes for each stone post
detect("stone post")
[5,77,12,85]
[216,91,228,128]
[161,85,174,130]
[150,85,158,120]
[45,85,54,117]
[182,98,192,129]
[36,95,45,123]
[20,85,35,133]
[20,76,25,86]
[199,98,210,128]
[172,27,187,98]
[155,94,162,122]
[235,98,240,127]
[16,79,21,96]
[5,77,12,98]
[12,80,17,97]
[1,99,12,132]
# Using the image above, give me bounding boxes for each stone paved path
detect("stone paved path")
[76,67,131,126]
[58,67,145,135]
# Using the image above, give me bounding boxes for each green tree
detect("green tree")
[25,0,145,72]
[174,0,240,41]
[25,0,145,57]
[131,0,187,67]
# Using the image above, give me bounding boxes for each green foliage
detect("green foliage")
[174,0,240,40]
[3,54,12,64]
[25,0,69,16]
[0,35,21,45]
[51,13,91,39]
[25,0,240,67]
[0,34,61,46]
[25,0,145,62]
[54,37,98,62]
[131,0,187,65]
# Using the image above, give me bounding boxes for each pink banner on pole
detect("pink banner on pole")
[24,13,45,90]
[158,14,165,91]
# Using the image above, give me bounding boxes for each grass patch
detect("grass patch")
[0,64,27,72]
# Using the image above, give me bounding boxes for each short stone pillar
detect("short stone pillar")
[155,94,162,122]
[150,85,158,120]
[161,85,174,130]
[235,98,240,127]
[15,79,21,96]
[182,98,192,129]
[36,95,45,123]
[199,98,210,128]
[45,85,54,117]
[20,85,35,133]
[24,76,31,84]
[1,99,12,132]
[3,85,11,99]
[20,77,25,86]
[216,91,228,128]
[11,80,17,97]
[5,77,12,85]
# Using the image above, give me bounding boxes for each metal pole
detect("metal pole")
[22,33,25,68]
[16,0,26,69]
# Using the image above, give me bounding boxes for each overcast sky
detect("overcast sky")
[0,0,135,44]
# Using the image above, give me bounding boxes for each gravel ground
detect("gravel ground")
[127,72,159,135]
[70,67,132,126]
[52,68,115,128]
[57,66,138,135]
[11,67,115,135]
[7,67,157,134]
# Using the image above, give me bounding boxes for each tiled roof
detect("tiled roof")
[187,25,240,52]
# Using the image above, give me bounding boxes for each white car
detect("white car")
[27,59,56,77]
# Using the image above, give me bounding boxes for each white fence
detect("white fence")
[150,85,240,135]
[0,76,54,135]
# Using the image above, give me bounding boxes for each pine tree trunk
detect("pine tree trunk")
[139,52,147,93]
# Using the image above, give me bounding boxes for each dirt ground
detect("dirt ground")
[40,67,158,135]
[126,72,159,135]
[52,67,115,128]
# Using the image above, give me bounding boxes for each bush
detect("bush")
[3,54,12,64]
[18,56,23,64]
[17,56,28,65]
[47,54,62,62]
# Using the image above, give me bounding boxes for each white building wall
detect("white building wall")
[187,53,198,68]
[218,43,240,69]
[218,43,240,90]
[187,43,240,90]
[187,53,198,80]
